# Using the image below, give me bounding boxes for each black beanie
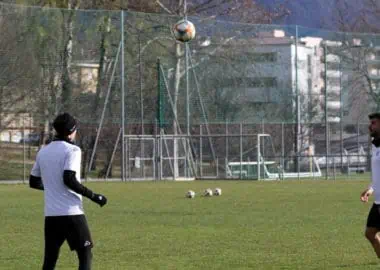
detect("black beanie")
[53,113,77,136]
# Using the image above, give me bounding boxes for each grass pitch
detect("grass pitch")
[0,180,379,270]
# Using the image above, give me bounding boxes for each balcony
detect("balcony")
[327,116,341,123]
[327,101,341,111]
[368,70,380,80]
[319,99,342,113]
[326,70,342,78]
[366,53,380,65]
[321,54,340,63]
[321,86,340,95]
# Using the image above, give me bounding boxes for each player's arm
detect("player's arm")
[64,148,107,206]
[63,170,107,207]
[29,175,44,190]
[29,157,44,191]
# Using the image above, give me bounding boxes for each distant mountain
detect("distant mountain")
[257,0,363,31]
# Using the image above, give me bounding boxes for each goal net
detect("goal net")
[226,134,322,180]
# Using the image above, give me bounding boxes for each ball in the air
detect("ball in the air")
[173,19,196,42]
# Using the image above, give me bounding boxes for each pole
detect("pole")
[295,26,300,156]
[138,32,145,179]
[105,128,122,181]
[157,58,162,181]
[240,123,243,180]
[23,116,26,184]
[257,134,260,180]
[226,120,228,167]
[185,43,190,178]
[184,0,190,178]
[281,122,285,178]
[139,34,144,136]
[121,11,126,182]
[339,56,343,171]
[188,49,216,162]
[324,44,329,179]
[294,26,300,178]
[200,125,203,178]
[88,42,121,176]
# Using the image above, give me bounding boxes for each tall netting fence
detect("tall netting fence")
[0,3,376,181]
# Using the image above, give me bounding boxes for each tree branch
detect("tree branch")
[155,0,172,14]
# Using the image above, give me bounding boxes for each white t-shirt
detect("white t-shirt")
[31,141,84,216]
[370,144,380,204]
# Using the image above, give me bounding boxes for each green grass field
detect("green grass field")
[0,180,379,270]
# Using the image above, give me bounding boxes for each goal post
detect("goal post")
[226,133,322,180]
[124,134,195,181]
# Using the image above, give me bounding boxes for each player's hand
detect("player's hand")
[360,189,373,203]
[91,193,107,207]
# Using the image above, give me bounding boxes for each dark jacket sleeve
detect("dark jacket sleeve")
[63,170,94,199]
[29,175,44,190]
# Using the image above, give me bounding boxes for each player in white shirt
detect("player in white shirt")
[29,113,107,270]
[361,112,380,259]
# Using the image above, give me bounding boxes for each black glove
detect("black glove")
[91,193,107,207]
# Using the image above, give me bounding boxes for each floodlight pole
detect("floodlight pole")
[121,11,126,182]
[339,55,343,171]
[184,0,190,178]
[138,32,145,179]
[138,34,144,137]
[88,42,121,177]
[295,26,301,178]
[185,43,190,178]
[188,48,216,162]
[323,44,329,179]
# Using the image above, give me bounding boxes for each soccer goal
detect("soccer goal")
[225,134,322,180]
[124,136,156,181]
[124,134,196,181]
[225,134,279,180]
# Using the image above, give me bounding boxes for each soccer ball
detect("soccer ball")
[173,19,196,42]
[186,190,195,199]
[214,188,222,196]
[204,188,213,197]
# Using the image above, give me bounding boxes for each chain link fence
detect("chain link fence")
[0,3,376,181]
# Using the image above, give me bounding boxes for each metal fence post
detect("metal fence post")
[281,122,285,177]
[240,123,243,180]
[200,124,203,179]
[216,158,219,178]
[225,120,228,166]
[23,116,26,184]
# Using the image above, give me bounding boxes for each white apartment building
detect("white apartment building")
[209,30,323,123]
[210,30,375,125]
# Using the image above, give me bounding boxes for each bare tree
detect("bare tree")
[329,0,380,120]
[0,6,40,138]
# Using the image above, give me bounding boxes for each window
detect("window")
[307,55,312,74]
[249,77,277,88]
[243,52,278,62]
[308,78,312,92]
[327,78,341,86]
[326,62,341,70]
[221,77,277,88]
